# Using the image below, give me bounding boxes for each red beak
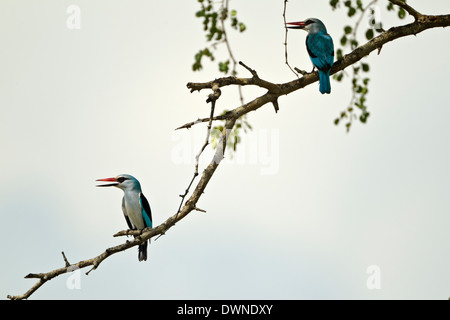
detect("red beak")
[96,177,118,187]
[286,21,306,29]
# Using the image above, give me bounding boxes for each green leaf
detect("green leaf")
[329,0,340,9]
[365,29,374,40]
[336,48,343,60]
[340,35,347,46]
[348,7,356,17]
[375,23,384,33]
[344,25,352,34]
[359,112,370,123]
[192,48,214,71]
[350,39,359,48]
[219,60,230,73]
[231,17,238,28]
[333,72,344,82]
[398,8,406,19]
[356,0,363,10]
[361,63,370,72]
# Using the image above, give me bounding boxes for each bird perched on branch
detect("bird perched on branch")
[96,174,153,261]
[286,18,334,94]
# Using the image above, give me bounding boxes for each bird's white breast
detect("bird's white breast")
[123,192,145,229]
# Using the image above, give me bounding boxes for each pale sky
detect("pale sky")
[1,1,449,299]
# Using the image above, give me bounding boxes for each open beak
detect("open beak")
[96,177,119,187]
[286,21,306,29]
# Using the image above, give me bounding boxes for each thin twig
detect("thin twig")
[173,83,221,224]
[239,61,279,112]
[283,0,299,78]
[61,251,70,267]
[353,0,379,49]
[388,0,422,20]
[220,0,244,105]
[175,113,231,130]
[239,61,258,77]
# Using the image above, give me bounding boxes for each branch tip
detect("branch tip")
[61,251,71,267]
[239,61,258,78]
[294,67,308,76]
[272,99,280,113]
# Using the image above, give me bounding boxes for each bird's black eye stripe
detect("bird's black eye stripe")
[305,20,314,25]
[117,177,127,183]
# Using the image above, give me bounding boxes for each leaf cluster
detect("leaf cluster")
[330,0,408,131]
[193,0,246,74]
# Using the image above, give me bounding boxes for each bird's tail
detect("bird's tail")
[138,241,148,262]
[319,70,331,94]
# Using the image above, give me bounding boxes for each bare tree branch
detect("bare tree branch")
[183,12,449,125]
[173,82,221,225]
[7,5,449,300]
[7,86,234,300]
[187,70,282,94]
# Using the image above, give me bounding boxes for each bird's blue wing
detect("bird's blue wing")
[139,193,153,228]
[306,33,334,71]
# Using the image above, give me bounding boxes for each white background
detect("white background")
[1,1,449,299]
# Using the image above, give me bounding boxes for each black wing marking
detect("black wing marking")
[122,197,134,230]
[140,193,153,228]
[306,35,317,58]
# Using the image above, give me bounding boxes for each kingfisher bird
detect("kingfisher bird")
[286,18,334,94]
[96,174,153,261]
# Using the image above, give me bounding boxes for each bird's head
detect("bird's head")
[286,18,326,33]
[96,174,141,192]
